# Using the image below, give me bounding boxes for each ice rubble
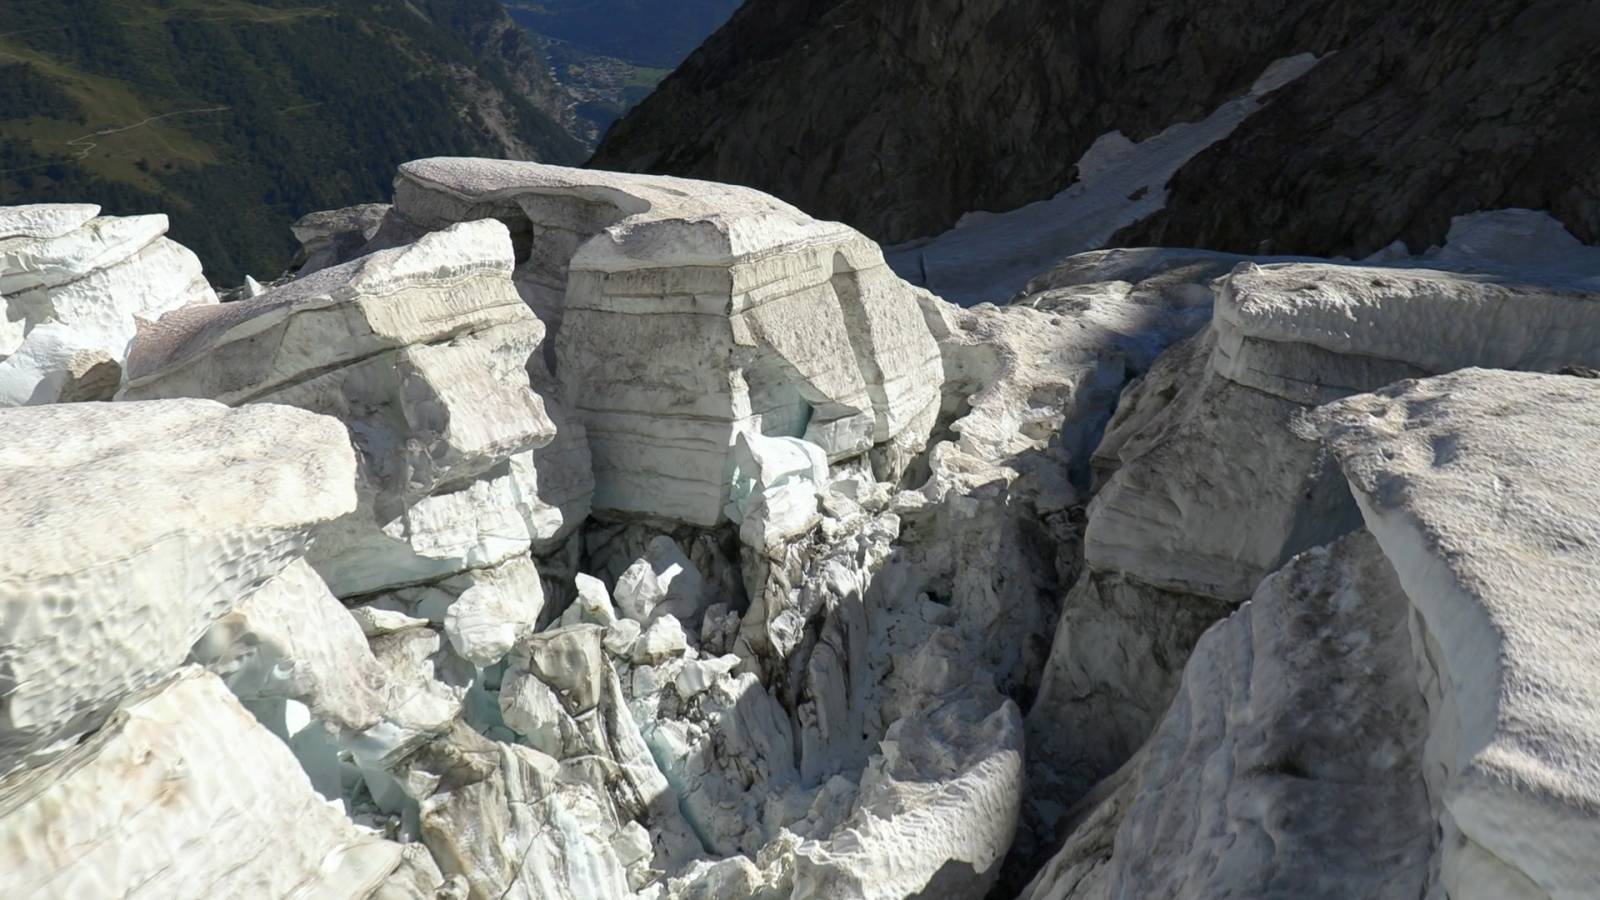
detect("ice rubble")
[0,204,215,405]
[4,168,1600,900]
[0,161,1145,900]
[234,159,1208,900]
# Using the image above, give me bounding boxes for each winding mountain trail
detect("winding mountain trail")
[62,106,231,161]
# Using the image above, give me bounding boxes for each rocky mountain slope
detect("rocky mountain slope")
[0,0,583,283]
[592,0,1600,261]
[4,157,1600,899]
[518,34,672,148]
[502,0,742,68]
[502,0,742,149]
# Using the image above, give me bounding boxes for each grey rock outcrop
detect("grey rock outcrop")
[1122,0,1600,258]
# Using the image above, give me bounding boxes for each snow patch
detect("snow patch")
[886,53,1321,305]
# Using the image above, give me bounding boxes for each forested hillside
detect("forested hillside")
[0,0,583,283]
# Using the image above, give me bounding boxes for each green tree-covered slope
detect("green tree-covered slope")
[0,0,585,283]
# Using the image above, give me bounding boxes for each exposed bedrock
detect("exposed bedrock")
[593,0,1600,266]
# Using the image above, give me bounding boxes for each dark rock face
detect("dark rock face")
[590,0,1383,243]
[591,0,1600,257]
[1121,0,1600,256]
